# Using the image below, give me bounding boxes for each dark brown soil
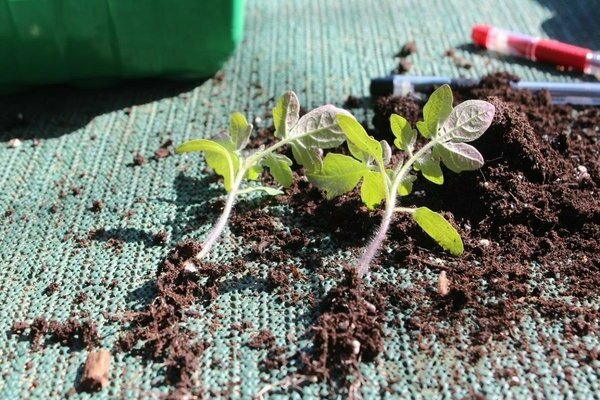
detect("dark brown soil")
[90,200,103,212]
[115,240,231,397]
[132,153,146,166]
[444,48,472,69]
[154,138,173,160]
[299,269,384,386]
[246,329,275,349]
[392,58,412,74]
[44,282,59,295]
[10,317,99,351]
[367,72,599,357]
[152,231,168,246]
[395,41,417,58]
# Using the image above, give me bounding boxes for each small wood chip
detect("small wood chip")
[438,271,450,297]
[79,349,110,392]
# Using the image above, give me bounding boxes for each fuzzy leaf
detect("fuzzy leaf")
[381,140,392,166]
[416,85,453,139]
[287,105,349,172]
[412,207,464,255]
[291,105,350,148]
[273,91,300,139]
[416,154,444,185]
[337,114,382,161]
[291,144,323,173]
[175,139,239,191]
[262,153,293,188]
[360,170,386,209]
[398,174,417,196]
[229,112,253,150]
[441,100,495,142]
[306,153,367,199]
[434,142,484,173]
[245,163,263,180]
[390,114,416,151]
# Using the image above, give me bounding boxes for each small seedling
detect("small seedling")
[176,91,350,263]
[307,85,495,276]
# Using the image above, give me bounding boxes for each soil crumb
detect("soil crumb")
[10,317,99,351]
[44,282,59,295]
[115,240,229,397]
[395,41,417,58]
[300,269,384,390]
[247,329,276,350]
[132,153,145,166]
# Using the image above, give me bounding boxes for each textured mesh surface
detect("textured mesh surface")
[1,0,599,398]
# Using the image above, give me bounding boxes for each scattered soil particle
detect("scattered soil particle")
[392,58,412,74]
[74,292,88,304]
[90,200,103,212]
[71,187,82,196]
[152,231,168,246]
[107,280,118,290]
[44,282,59,295]
[300,268,385,388]
[115,240,230,397]
[154,147,170,159]
[154,139,173,160]
[213,71,225,83]
[247,329,276,350]
[79,349,110,392]
[4,209,14,218]
[261,346,287,371]
[395,41,417,58]
[132,153,145,166]
[444,48,473,69]
[343,95,362,109]
[10,317,99,351]
[49,204,60,214]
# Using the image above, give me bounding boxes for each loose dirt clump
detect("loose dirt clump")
[370,72,599,357]
[10,317,99,351]
[299,269,384,390]
[115,240,229,397]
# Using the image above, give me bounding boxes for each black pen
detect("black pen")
[370,75,600,105]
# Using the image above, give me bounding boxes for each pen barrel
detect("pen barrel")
[534,39,590,71]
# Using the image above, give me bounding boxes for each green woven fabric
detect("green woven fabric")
[1,0,598,398]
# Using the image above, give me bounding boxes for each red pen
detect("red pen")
[472,24,600,79]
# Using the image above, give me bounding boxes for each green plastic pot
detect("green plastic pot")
[0,0,244,91]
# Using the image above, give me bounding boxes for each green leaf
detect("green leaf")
[306,153,367,199]
[229,112,253,150]
[262,153,293,188]
[175,139,239,191]
[245,163,263,180]
[416,84,453,139]
[290,143,323,173]
[416,154,444,185]
[434,142,484,173]
[390,114,416,151]
[440,100,495,142]
[291,105,350,148]
[336,114,382,161]
[360,170,386,209]
[412,207,464,255]
[273,91,300,139]
[397,174,416,196]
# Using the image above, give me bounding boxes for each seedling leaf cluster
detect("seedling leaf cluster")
[176,91,350,262]
[308,84,495,275]
[176,85,494,276]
